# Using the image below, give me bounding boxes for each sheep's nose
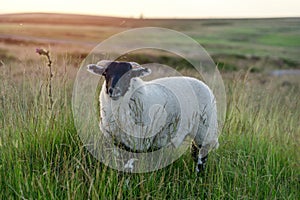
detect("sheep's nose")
[108,88,113,96]
[108,87,121,99]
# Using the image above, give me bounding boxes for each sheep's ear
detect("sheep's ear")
[87,64,105,76]
[129,62,140,68]
[129,62,151,77]
[131,67,151,77]
[87,60,113,75]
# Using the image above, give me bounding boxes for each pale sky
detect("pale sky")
[1,0,299,18]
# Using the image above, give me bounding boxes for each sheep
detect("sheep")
[87,60,219,173]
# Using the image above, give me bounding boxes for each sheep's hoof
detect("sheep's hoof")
[123,158,138,172]
[196,163,206,174]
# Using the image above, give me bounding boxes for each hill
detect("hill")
[0,13,299,72]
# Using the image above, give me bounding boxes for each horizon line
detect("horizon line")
[1,11,300,20]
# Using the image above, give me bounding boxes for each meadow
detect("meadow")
[0,13,299,199]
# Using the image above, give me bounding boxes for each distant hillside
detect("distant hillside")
[0,13,137,26]
[1,13,299,27]
[1,13,299,69]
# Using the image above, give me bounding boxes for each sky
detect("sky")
[1,0,300,18]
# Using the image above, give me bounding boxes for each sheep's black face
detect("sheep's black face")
[87,60,151,100]
[103,62,132,100]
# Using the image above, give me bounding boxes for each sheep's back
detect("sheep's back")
[99,76,217,152]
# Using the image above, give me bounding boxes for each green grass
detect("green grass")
[258,34,300,47]
[0,56,299,199]
[188,19,300,64]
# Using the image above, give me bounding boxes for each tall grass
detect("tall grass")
[0,59,299,199]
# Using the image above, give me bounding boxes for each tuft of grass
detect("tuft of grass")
[0,56,299,199]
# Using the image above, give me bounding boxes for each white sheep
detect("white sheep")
[87,60,218,173]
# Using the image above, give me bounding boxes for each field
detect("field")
[0,13,299,199]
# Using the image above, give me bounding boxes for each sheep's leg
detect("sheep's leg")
[191,142,200,163]
[191,142,208,173]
